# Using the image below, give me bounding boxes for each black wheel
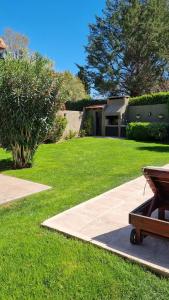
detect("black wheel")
[130,228,143,245]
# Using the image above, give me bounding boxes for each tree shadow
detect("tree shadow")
[136,145,169,153]
[0,158,13,172]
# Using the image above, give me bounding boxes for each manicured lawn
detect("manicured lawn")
[1,137,169,299]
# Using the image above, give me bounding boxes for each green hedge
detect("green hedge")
[126,122,169,142]
[65,99,107,111]
[129,92,169,106]
[66,92,169,110]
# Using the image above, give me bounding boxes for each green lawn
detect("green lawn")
[1,138,169,299]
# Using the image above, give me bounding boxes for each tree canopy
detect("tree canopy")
[57,71,89,102]
[3,28,29,59]
[85,0,169,97]
[76,64,91,94]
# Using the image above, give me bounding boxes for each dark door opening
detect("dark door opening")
[95,111,102,136]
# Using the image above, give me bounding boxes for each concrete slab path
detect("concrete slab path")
[0,174,51,205]
[43,165,169,276]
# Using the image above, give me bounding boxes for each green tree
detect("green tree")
[58,71,89,102]
[0,53,65,169]
[85,0,169,97]
[76,64,90,94]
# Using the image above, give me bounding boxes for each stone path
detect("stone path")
[0,174,51,205]
[43,166,169,276]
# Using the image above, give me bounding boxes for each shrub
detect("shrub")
[126,122,169,142]
[79,129,86,137]
[0,53,65,169]
[65,99,107,111]
[83,112,93,136]
[148,123,169,141]
[126,123,150,141]
[65,130,77,140]
[45,115,67,143]
[129,92,169,106]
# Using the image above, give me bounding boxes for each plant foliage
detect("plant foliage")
[65,99,107,111]
[57,71,89,102]
[45,115,67,143]
[0,53,65,168]
[83,111,94,136]
[85,0,169,97]
[126,122,169,141]
[129,92,169,106]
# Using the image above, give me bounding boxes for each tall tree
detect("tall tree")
[76,64,90,94]
[3,28,29,58]
[58,71,89,101]
[85,0,169,97]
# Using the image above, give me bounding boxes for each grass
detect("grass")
[0,137,169,299]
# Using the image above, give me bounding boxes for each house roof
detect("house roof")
[85,105,105,110]
[108,95,129,100]
[0,38,7,49]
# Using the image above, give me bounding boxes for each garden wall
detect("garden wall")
[127,104,169,123]
[58,110,84,137]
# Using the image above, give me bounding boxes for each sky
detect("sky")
[1,0,106,74]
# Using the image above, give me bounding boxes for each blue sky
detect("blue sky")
[1,0,105,74]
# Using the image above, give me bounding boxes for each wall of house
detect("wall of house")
[58,110,84,137]
[127,104,169,123]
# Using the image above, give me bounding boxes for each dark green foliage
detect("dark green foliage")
[83,112,94,136]
[45,115,67,143]
[79,129,86,137]
[127,122,150,141]
[76,64,91,94]
[85,0,169,96]
[129,92,169,106]
[127,122,169,141]
[0,53,64,168]
[65,99,107,111]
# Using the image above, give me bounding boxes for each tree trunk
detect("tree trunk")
[12,144,32,169]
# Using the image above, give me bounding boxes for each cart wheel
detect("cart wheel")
[130,228,143,245]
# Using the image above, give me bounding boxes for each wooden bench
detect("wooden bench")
[129,166,169,244]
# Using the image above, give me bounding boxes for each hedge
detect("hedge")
[65,99,107,111]
[66,92,169,111]
[129,92,169,106]
[126,122,169,142]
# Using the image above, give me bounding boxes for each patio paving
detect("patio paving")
[42,165,169,276]
[0,174,51,205]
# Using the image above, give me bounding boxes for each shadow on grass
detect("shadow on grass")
[137,145,169,153]
[0,158,13,172]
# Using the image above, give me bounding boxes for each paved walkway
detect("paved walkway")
[43,166,169,276]
[0,174,51,205]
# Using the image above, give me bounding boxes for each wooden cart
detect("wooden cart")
[129,166,169,244]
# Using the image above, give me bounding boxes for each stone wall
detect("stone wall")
[58,110,84,137]
[127,104,169,123]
